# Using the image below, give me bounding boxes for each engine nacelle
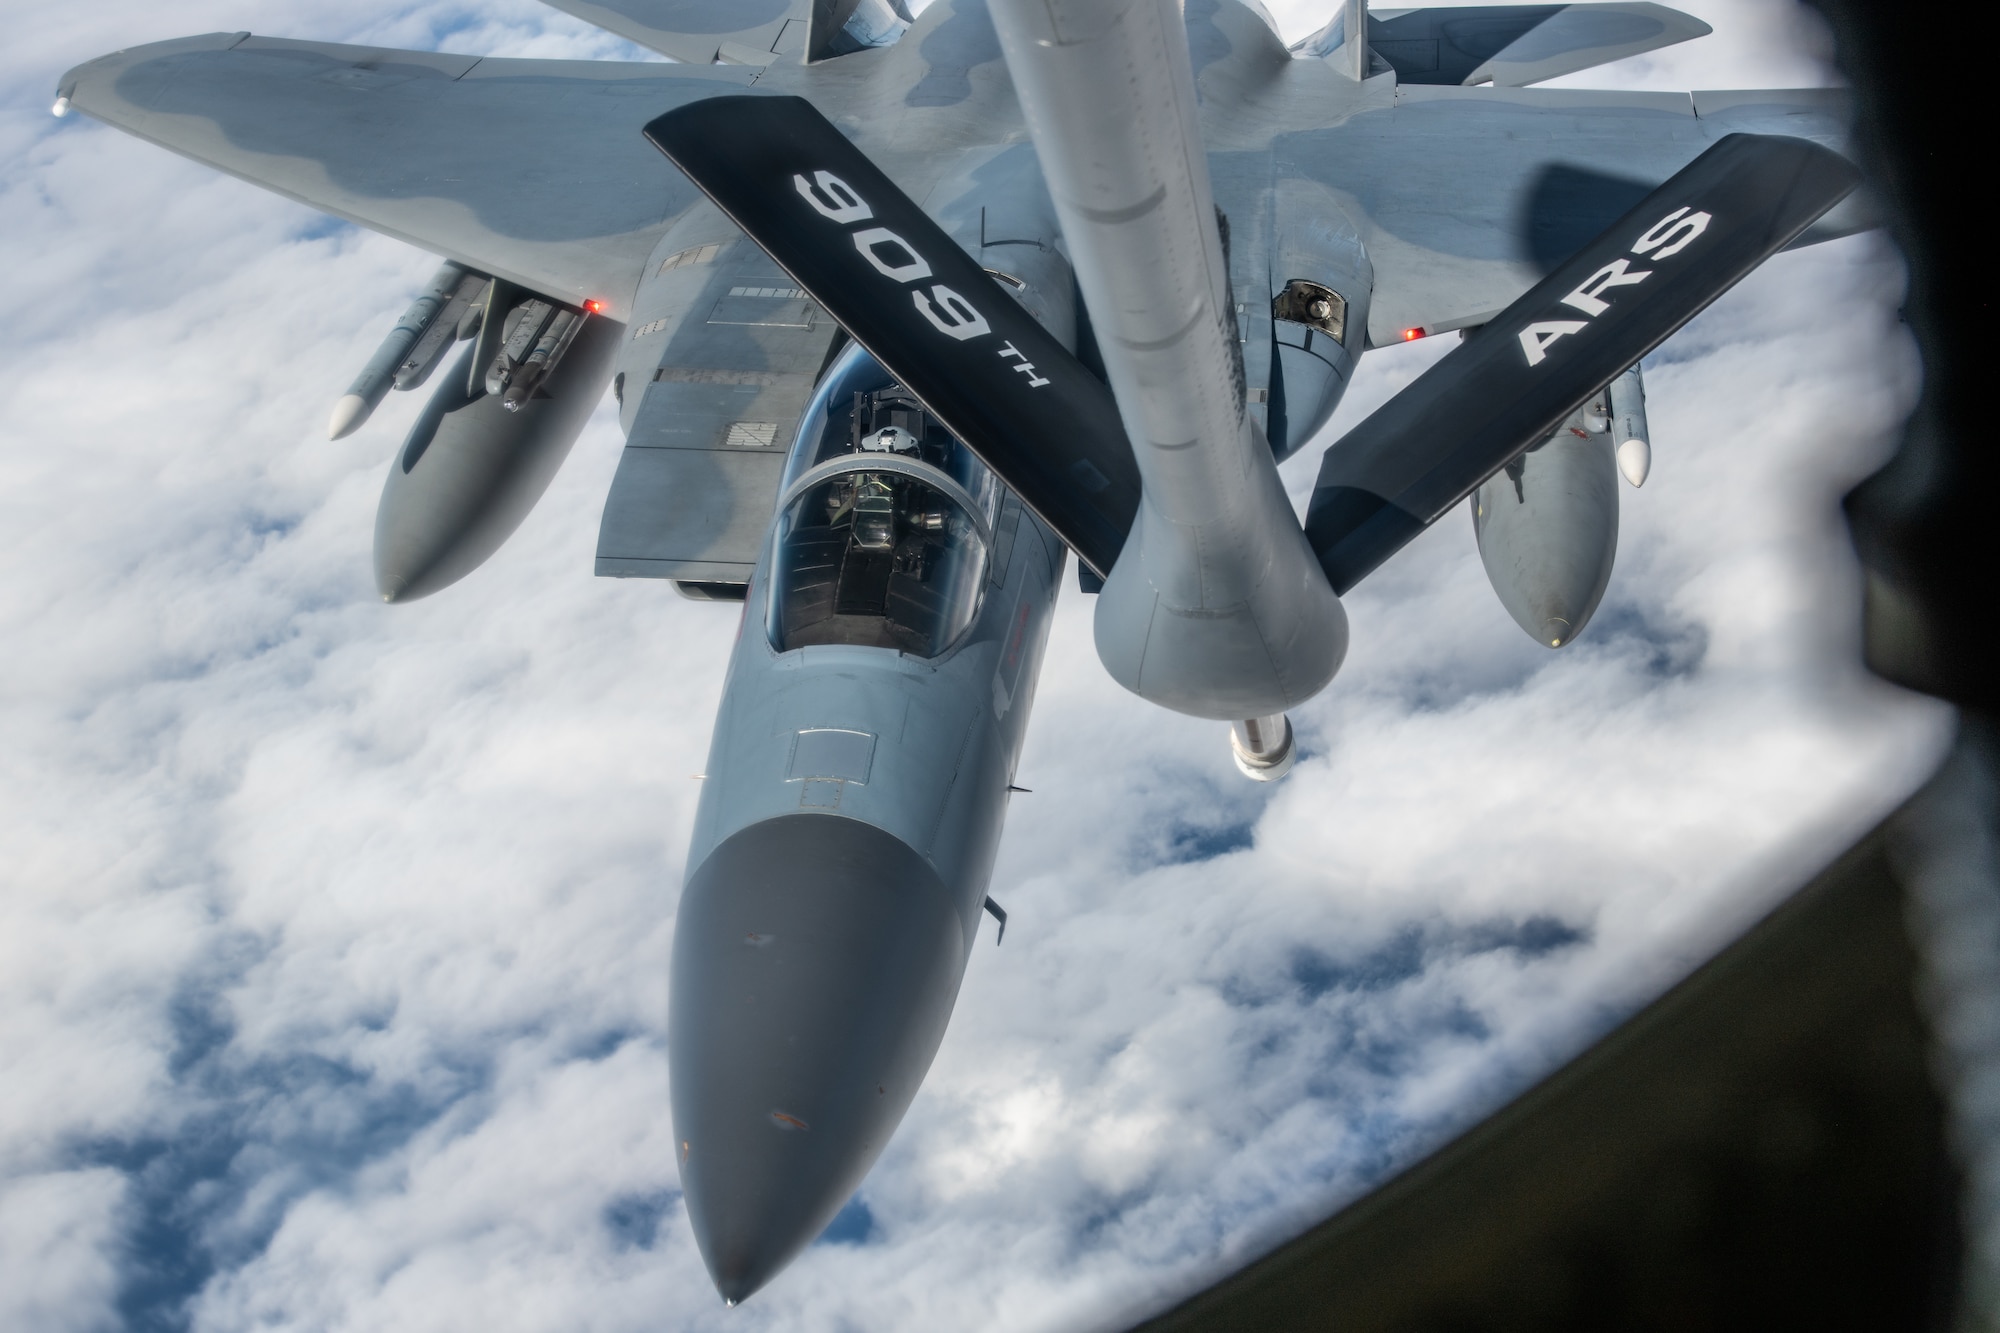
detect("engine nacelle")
[373,308,618,602]
[1471,398,1620,648]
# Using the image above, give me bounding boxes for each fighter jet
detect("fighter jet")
[53,0,1864,1302]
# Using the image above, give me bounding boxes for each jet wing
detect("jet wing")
[1362,3,1713,88]
[1305,132,1859,593]
[55,34,763,317]
[1296,84,1858,344]
[539,0,806,65]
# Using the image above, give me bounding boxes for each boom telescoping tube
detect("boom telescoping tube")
[991,0,1346,735]
[328,260,467,440]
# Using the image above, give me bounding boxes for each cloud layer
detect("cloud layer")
[0,2,1948,1330]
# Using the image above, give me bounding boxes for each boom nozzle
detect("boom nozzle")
[1231,714,1296,781]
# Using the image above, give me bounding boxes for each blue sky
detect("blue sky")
[0,2,1950,1329]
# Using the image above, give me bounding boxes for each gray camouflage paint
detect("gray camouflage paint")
[674,467,1064,1300]
[56,0,1861,1301]
[55,4,1855,345]
[1472,399,1621,647]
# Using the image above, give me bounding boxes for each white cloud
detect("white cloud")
[0,1169,129,1333]
[0,3,1949,1331]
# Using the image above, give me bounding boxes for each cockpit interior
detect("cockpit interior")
[768,348,998,659]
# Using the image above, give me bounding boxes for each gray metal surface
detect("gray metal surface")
[1268,180,1375,458]
[57,6,1855,357]
[1470,401,1620,647]
[596,210,840,583]
[673,468,1063,1299]
[376,315,621,602]
[540,0,806,64]
[1352,3,1712,88]
[687,487,1060,881]
[56,35,763,318]
[58,0,1876,1304]
[670,811,965,1303]
[594,445,788,582]
[993,0,1347,721]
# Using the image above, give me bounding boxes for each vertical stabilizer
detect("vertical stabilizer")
[1340,0,1369,80]
[1292,0,1372,79]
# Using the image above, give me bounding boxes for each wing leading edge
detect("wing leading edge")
[56,33,765,316]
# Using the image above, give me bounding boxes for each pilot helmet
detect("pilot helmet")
[859,425,919,455]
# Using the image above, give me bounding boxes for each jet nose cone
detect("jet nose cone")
[671,814,968,1302]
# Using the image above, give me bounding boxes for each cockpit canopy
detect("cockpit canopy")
[767,345,998,659]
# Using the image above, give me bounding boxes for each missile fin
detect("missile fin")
[983,896,1007,945]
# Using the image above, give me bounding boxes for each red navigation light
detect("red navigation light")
[583,299,606,314]
[1401,327,1425,342]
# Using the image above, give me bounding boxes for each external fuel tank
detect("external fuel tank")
[374,310,618,602]
[1471,399,1620,648]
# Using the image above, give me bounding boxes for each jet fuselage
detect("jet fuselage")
[670,341,1064,1298]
